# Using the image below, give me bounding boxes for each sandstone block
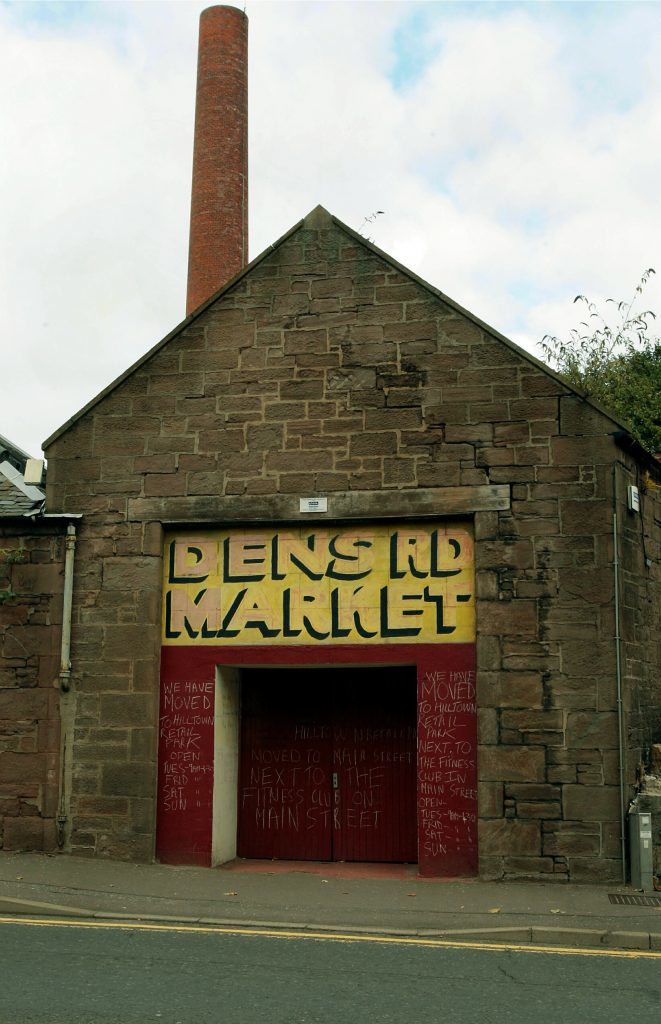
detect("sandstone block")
[563,785,621,821]
[493,422,530,444]
[313,472,350,491]
[246,424,284,449]
[566,712,618,749]
[283,329,328,355]
[279,380,324,402]
[99,694,155,729]
[130,797,156,834]
[502,856,556,877]
[416,463,461,487]
[148,372,204,397]
[478,818,540,856]
[478,781,504,818]
[478,855,504,880]
[374,284,421,303]
[514,446,550,466]
[75,742,128,763]
[561,499,611,535]
[477,601,537,636]
[310,276,353,299]
[187,472,226,495]
[208,323,255,348]
[130,728,156,761]
[468,402,509,422]
[565,857,622,884]
[542,822,600,856]
[478,708,498,744]
[551,436,616,465]
[266,450,332,473]
[77,796,130,816]
[476,635,500,671]
[509,398,558,422]
[0,690,49,720]
[147,435,195,455]
[476,571,498,600]
[475,447,512,467]
[278,473,315,493]
[506,784,560,801]
[101,763,156,799]
[501,710,564,732]
[559,396,613,436]
[2,816,45,851]
[515,801,561,819]
[96,831,154,862]
[478,745,546,782]
[383,459,416,485]
[143,473,187,497]
[476,540,534,571]
[385,388,422,408]
[103,557,160,591]
[102,626,160,662]
[561,641,615,677]
[0,752,45,785]
[350,432,398,457]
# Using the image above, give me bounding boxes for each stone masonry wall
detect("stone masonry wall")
[616,453,661,773]
[0,525,64,852]
[44,211,659,879]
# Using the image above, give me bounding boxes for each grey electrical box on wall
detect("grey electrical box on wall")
[627,485,640,512]
[629,810,654,890]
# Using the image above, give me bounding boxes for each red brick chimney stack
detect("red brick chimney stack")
[186,5,248,316]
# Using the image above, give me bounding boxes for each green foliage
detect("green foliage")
[0,546,28,604]
[540,270,661,453]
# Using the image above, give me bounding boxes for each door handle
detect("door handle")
[332,772,339,789]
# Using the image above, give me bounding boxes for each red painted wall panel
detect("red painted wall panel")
[415,644,478,877]
[155,651,215,865]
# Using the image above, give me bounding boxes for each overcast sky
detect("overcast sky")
[2,0,660,458]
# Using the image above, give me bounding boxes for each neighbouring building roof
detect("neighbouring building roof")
[0,435,44,517]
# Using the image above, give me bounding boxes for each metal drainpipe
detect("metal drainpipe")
[612,466,627,884]
[58,524,76,693]
[56,523,77,847]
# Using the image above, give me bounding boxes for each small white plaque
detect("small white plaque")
[299,497,328,513]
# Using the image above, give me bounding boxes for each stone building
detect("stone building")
[3,6,659,882]
[0,435,73,852]
[41,205,661,882]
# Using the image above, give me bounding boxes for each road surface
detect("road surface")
[0,917,659,1023]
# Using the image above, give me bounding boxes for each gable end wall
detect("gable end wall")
[45,220,660,880]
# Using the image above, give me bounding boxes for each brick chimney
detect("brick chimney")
[186,5,248,316]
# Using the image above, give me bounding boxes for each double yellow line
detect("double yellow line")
[0,914,659,960]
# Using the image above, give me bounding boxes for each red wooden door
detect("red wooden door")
[237,667,417,863]
[238,670,332,860]
[332,668,417,863]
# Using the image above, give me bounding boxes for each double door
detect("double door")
[238,666,417,863]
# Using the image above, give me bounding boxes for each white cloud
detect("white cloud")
[1,0,660,457]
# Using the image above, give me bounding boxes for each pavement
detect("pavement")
[0,850,660,952]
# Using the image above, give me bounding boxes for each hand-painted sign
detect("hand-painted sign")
[162,523,474,646]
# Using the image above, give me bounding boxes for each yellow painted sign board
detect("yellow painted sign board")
[162,523,474,646]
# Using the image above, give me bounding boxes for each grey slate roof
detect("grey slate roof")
[0,436,44,517]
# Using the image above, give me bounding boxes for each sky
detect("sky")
[2,0,660,458]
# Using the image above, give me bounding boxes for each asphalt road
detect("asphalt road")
[0,918,659,1024]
